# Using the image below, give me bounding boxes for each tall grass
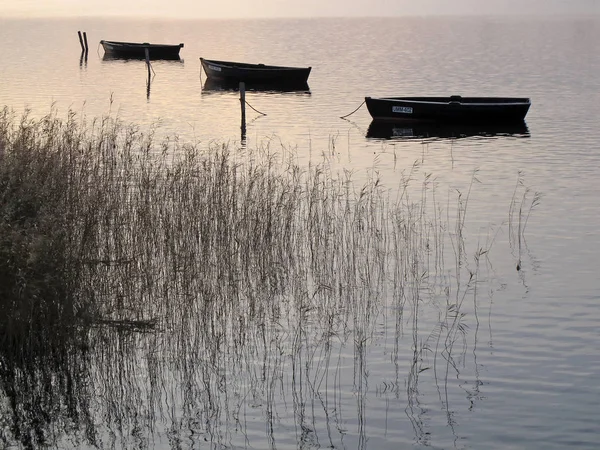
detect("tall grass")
[0,106,538,449]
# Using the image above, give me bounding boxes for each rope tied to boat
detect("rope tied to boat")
[245,100,267,116]
[340,100,365,119]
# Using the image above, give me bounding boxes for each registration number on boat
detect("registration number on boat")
[208,65,222,72]
[392,106,413,114]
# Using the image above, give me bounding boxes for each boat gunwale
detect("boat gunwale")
[367,96,531,106]
[100,40,184,49]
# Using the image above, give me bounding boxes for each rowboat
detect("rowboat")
[100,40,184,59]
[200,58,311,83]
[365,96,531,123]
[202,77,310,94]
[102,53,184,63]
[366,120,530,140]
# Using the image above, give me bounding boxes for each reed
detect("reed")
[0,106,539,449]
[509,170,542,271]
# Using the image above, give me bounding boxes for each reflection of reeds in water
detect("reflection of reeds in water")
[509,170,542,275]
[0,107,539,449]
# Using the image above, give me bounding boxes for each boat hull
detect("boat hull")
[365,96,531,124]
[100,40,184,60]
[200,58,311,83]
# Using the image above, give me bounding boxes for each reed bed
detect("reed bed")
[0,107,538,449]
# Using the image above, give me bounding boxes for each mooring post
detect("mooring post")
[83,31,89,53]
[240,82,246,135]
[77,31,85,52]
[145,47,151,78]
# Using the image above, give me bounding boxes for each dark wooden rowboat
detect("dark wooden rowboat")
[101,53,184,63]
[100,40,184,60]
[365,96,531,123]
[200,58,311,83]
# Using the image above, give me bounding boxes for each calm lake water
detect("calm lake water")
[1,15,600,450]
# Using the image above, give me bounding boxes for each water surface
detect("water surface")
[1,15,599,450]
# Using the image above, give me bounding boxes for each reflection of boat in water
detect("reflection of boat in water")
[201,78,311,94]
[366,120,530,140]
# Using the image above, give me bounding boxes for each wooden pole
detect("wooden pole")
[240,82,246,136]
[77,31,85,52]
[83,31,89,53]
[145,47,151,79]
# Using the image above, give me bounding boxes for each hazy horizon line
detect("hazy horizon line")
[2,11,600,20]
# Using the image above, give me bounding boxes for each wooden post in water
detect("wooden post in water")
[77,31,85,52]
[240,82,246,136]
[83,31,89,53]
[145,47,151,78]
[145,47,152,99]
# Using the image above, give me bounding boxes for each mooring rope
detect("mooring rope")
[340,100,365,119]
[245,100,267,116]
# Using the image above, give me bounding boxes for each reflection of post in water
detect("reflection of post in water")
[146,74,151,100]
[79,50,88,68]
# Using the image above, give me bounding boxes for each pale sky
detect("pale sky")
[0,0,598,19]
